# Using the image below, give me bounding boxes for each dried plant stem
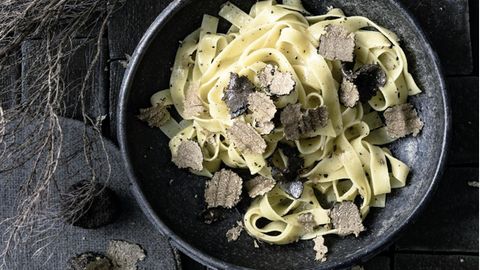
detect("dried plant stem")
[0,0,122,268]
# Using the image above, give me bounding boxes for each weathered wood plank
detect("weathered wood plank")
[400,0,473,75]
[108,0,172,59]
[109,60,126,143]
[396,167,479,252]
[447,76,478,165]
[395,254,478,270]
[21,39,108,121]
[0,52,20,109]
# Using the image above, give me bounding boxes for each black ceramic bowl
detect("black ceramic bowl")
[118,1,450,269]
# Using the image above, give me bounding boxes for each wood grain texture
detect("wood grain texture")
[396,167,479,252]
[447,76,479,165]
[395,254,478,270]
[108,0,173,59]
[109,60,126,143]
[401,0,473,75]
[21,39,108,121]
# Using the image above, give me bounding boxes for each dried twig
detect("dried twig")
[0,0,123,268]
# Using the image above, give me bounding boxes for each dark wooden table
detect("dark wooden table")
[2,0,478,269]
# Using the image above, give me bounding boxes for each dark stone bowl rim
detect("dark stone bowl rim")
[117,0,451,269]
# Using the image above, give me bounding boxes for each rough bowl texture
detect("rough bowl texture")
[117,0,450,269]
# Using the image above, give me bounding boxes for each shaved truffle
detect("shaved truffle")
[227,120,267,154]
[172,140,203,171]
[280,104,329,140]
[384,103,424,138]
[342,64,387,103]
[137,101,170,128]
[204,169,243,209]
[318,25,355,62]
[245,175,276,198]
[280,103,303,140]
[223,72,255,118]
[330,201,365,237]
[257,64,296,96]
[298,212,316,232]
[184,82,204,118]
[248,92,276,123]
[67,252,112,270]
[313,236,328,262]
[106,240,146,270]
[226,221,244,242]
[248,92,277,134]
[200,207,231,224]
[279,180,304,199]
[339,78,360,108]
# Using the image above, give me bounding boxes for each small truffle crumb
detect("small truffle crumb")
[467,181,479,188]
[280,104,329,140]
[384,103,424,139]
[67,252,112,270]
[200,207,230,224]
[257,64,296,96]
[226,221,244,242]
[318,25,355,62]
[298,212,316,232]
[248,92,276,122]
[222,73,255,118]
[137,101,170,128]
[227,120,267,154]
[204,169,243,209]
[339,77,359,108]
[245,175,276,198]
[330,201,365,237]
[106,240,146,270]
[313,236,328,262]
[172,140,203,171]
[184,83,204,118]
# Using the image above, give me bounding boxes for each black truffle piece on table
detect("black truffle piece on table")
[67,252,113,270]
[62,181,120,229]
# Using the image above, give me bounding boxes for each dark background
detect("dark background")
[2,0,478,269]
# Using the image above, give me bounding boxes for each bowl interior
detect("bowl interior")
[119,0,448,269]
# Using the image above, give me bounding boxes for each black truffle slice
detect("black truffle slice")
[257,64,296,96]
[204,169,243,209]
[339,78,360,108]
[245,175,276,198]
[67,252,113,270]
[318,25,355,62]
[341,64,387,104]
[62,181,120,229]
[227,120,267,154]
[280,104,329,140]
[137,101,170,128]
[278,180,304,199]
[330,201,365,237]
[222,72,255,118]
[383,103,424,138]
